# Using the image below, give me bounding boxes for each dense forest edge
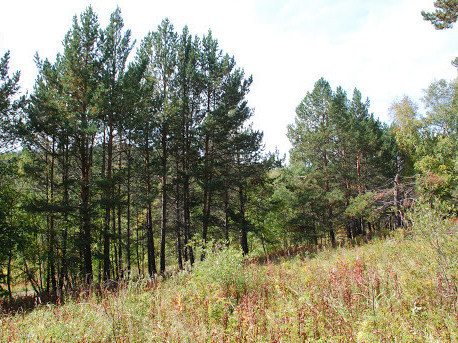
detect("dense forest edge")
[0,0,457,341]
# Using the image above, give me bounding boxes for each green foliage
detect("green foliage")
[2,5,271,289]
[392,79,458,209]
[0,51,23,148]
[422,1,458,67]
[192,245,247,296]
[422,0,458,30]
[345,191,377,220]
[0,154,38,296]
[285,78,397,244]
[418,81,458,202]
[390,95,421,174]
[408,198,458,294]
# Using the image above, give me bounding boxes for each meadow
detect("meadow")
[1,203,457,343]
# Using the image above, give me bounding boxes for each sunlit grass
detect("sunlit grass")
[1,207,457,342]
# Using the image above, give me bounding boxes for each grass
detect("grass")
[1,207,457,342]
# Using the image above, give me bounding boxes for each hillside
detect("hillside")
[1,204,456,343]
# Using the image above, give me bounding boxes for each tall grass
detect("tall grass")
[1,204,457,342]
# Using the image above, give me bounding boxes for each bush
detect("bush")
[192,245,247,297]
[408,198,458,307]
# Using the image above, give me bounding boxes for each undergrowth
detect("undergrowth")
[1,203,457,342]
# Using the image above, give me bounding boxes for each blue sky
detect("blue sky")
[1,0,456,157]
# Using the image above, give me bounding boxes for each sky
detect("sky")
[0,0,457,158]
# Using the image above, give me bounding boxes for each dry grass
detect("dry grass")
[1,207,457,342]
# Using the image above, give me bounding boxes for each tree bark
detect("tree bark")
[103,124,113,281]
[49,139,57,293]
[175,162,183,270]
[201,135,211,260]
[239,184,249,255]
[117,136,123,279]
[79,108,94,283]
[126,142,132,277]
[224,187,230,244]
[145,135,157,276]
[59,143,70,292]
[160,125,168,274]
[7,252,12,299]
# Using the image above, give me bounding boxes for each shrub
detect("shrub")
[408,198,458,310]
[192,245,247,298]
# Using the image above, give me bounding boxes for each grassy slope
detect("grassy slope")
[1,214,457,342]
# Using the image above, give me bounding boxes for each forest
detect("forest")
[0,2,457,340]
[0,2,456,295]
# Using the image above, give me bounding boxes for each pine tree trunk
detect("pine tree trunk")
[175,162,183,270]
[201,135,210,260]
[160,126,168,274]
[7,252,12,299]
[117,205,122,279]
[183,173,194,265]
[113,197,118,280]
[49,139,57,293]
[239,184,249,255]
[59,143,70,292]
[145,135,157,276]
[224,187,230,244]
[394,172,402,228]
[182,97,194,265]
[146,204,156,276]
[323,146,336,246]
[103,125,113,281]
[80,113,94,283]
[45,151,50,293]
[117,137,123,279]
[126,143,132,277]
[357,149,362,195]
[136,212,141,275]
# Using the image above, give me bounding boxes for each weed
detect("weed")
[1,210,457,342]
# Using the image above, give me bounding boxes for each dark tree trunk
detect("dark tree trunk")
[126,143,132,277]
[357,149,362,195]
[7,252,12,299]
[136,212,141,275]
[175,164,183,270]
[224,187,230,244]
[394,157,402,228]
[183,173,194,265]
[323,147,336,247]
[117,138,123,279]
[239,184,249,255]
[182,96,194,266]
[59,143,70,292]
[49,139,57,293]
[201,135,211,260]
[81,153,93,283]
[146,204,156,276]
[103,125,113,281]
[79,108,94,283]
[113,195,118,280]
[160,125,168,274]
[145,136,157,277]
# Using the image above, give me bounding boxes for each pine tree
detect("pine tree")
[169,27,202,267]
[60,7,102,282]
[288,78,398,243]
[0,51,23,148]
[422,0,458,29]
[133,40,160,277]
[99,6,133,281]
[288,78,337,245]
